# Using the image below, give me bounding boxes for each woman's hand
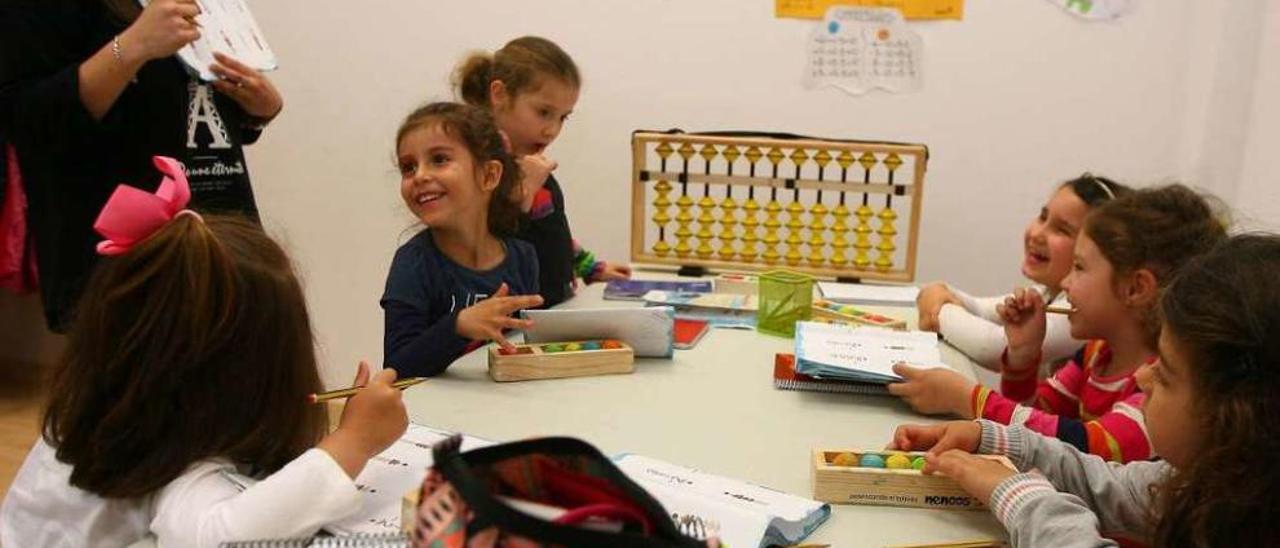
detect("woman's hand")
[118,0,201,63]
[455,283,544,350]
[210,52,284,122]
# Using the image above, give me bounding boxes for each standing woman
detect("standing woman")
[0,0,284,331]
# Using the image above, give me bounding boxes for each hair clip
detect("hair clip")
[1085,173,1116,200]
[93,156,200,256]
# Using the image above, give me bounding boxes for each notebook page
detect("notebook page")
[796,322,945,380]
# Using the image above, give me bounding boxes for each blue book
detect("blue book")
[603,279,713,301]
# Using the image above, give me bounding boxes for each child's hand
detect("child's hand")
[318,362,409,478]
[591,262,632,282]
[887,364,976,418]
[916,282,960,332]
[516,154,557,212]
[923,449,1017,506]
[996,287,1047,369]
[455,283,543,350]
[888,420,982,454]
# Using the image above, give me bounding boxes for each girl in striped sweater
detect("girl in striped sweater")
[888,234,1280,547]
[889,184,1226,463]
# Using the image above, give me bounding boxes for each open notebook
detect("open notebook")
[614,454,830,547]
[794,321,946,383]
[219,423,494,539]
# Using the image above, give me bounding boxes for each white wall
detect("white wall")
[239,0,1275,387]
[1233,0,1280,231]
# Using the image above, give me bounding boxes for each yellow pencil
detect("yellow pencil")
[884,539,1005,548]
[308,377,428,403]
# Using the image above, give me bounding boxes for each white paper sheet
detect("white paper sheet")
[804,6,923,96]
[327,425,495,534]
[1045,0,1133,20]
[140,0,277,81]
[614,454,829,547]
[520,306,676,358]
[817,282,920,306]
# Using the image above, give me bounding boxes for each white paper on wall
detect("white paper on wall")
[1045,0,1133,20]
[803,6,923,96]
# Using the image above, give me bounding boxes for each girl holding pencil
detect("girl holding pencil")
[888,185,1226,463]
[0,158,409,547]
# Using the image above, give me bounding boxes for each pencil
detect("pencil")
[1044,305,1075,315]
[308,377,428,403]
[884,539,1005,548]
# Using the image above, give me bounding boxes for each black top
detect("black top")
[380,229,539,378]
[0,0,262,331]
[514,174,575,307]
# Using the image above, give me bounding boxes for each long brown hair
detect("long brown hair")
[453,36,581,108]
[395,102,523,236]
[43,215,327,498]
[1083,184,1228,345]
[1153,234,1280,546]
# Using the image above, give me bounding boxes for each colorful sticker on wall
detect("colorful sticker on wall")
[804,7,923,96]
[777,0,963,21]
[1046,0,1132,20]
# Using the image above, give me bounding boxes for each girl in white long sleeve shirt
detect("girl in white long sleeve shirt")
[918,175,1128,376]
[0,209,408,548]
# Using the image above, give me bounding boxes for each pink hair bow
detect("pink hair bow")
[93,156,196,256]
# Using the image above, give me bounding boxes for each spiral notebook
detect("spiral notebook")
[773,353,889,396]
[613,453,830,548]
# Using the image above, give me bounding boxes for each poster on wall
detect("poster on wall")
[1045,0,1132,20]
[803,6,923,96]
[777,0,963,21]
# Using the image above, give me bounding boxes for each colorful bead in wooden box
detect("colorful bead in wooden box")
[487,340,634,382]
[812,449,1015,510]
[810,299,907,330]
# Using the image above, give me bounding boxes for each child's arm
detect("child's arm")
[975,363,1151,461]
[936,303,1010,370]
[384,284,541,378]
[150,364,408,548]
[892,420,1164,546]
[383,300,471,378]
[571,239,630,283]
[977,420,1165,546]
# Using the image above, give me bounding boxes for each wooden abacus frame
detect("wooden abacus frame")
[630,131,928,283]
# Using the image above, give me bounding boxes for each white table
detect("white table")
[399,280,1006,547]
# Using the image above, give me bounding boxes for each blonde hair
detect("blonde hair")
[452,36,581,107]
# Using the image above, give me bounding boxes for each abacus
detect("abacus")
[631,131,928,282]
[811,449,1014,510]
[488,340,634,382]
